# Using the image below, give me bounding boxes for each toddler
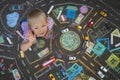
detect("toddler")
[20,9,53,52]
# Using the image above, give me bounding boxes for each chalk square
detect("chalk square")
[106,54,120,69]
[92,42,106,56]
[66,9,76,19]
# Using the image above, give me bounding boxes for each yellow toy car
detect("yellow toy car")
[20,51,25,58]
[100,11,107,17]
[84,36,89,41]
[49,73,56,80]
[77,25,82,30]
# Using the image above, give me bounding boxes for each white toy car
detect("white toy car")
[61,28,69,33]
[97,71,105,78]
[69,56,76,60]
[100,66,108,72]
[89,77,96,80]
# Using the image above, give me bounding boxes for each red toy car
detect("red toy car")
[87,21,94,27]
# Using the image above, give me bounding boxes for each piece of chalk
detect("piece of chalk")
[115,42,120,47]
[60,15,67,22]
[6,37,12,44]
[16,30,28,41]
[47,5,54,14]
[29,47,32,51]
[57,10,62,20]
[110,34,113,44]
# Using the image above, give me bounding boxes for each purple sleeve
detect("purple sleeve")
[47,17,54,30]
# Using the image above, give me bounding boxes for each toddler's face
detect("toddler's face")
[30,20,48,37]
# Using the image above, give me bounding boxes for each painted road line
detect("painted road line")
[83,24,87,29]
[55,41,63,54]
[91,53,95,57]
[82,41,86,47]
[93,12,98,16]
[85,52,92,58]
[76,51,81,54]
[94,17,103,26]
[27,69,30,74]
[21,60,26,66]
[94,59,103,66]
[50,35,52,50]
[29,76,32,80]
[17,41,20,51]
[87,29,92,36]
[82,56,88,61]
[105,65,109,68]
[89,18,93,22]
[56,59,64,62]
[58,49,64,54]
[90,63,95,67]
[82,33,84,40]
[60,21,69,24]
[52,11,57,17]
[34,67,47,76]
[34,64,39,68]
[18,54,20,58]
[94,55,98,60]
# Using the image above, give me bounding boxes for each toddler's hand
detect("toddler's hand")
[25,30,36,43]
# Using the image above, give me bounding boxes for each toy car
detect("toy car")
[97,71,105,78]
[69,56,76,60]
[49,73,56,80]
[77,25,82,30]
[61,28,69,33]
[75,13,84,24]
[89,77,96,80]
[12,69,21,80]
[100,66,108,72]
[84,36,89,41]
[100,11,107,17]
[87,21,94,27]
[55,72,61,79]
[20,51,25,58]
[60,68,66,77]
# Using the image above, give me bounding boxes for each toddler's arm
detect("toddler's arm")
[20,30,36,52]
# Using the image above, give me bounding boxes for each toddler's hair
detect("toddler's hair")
[27,9,47,27]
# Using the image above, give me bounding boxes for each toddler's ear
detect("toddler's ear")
[28,24,32,30]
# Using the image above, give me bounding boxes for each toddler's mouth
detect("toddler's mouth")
[39,32,44,35]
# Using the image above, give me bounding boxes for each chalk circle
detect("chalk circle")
[60,31,80,51]
[80,5,88,14]
[36,39,46,49]
[33,39,46,52]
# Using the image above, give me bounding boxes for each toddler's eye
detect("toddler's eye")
[34,27,38,29]
[42,25,46,27]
